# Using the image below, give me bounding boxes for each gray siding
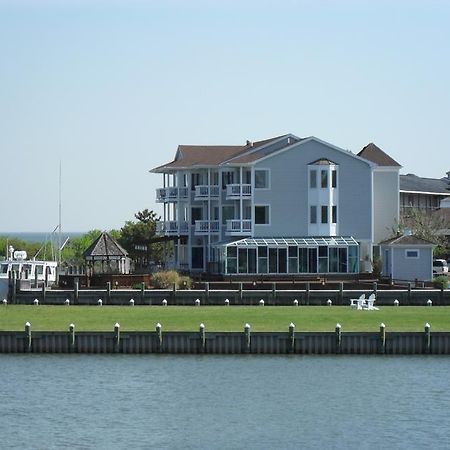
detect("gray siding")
[373,170,399,243]
[392,247,433,281]
[253,139,373,239]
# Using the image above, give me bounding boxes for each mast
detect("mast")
[58,160,62,265]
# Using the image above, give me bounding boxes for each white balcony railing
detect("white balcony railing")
[156,187,188,203]
[194,185,220,200]
[226,184,252,199]
[225,219,252,235]
[194,220,220,234]
[156,221,189,235]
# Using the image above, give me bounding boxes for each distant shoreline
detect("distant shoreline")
[0,232,85,243]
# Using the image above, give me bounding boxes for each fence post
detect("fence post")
[41,284,46,304]
[25,322,32,353]
[156,323,163,353]
[244,323,251,353]
[288,323,295,354]
[69,323,76,352]
[204,282,209,305]
[199,323,206,353]
[339,282,343,305]
[379,323,386,354]
[74,280,79,305]
[408,283,412,304]
[306,282,310,305]
[335,323,342,354]
[239,283,243,304]
[424,323,431,354]
[272,283,276,304]
[141,282,145,304]
[114,323,120,353]
[11,272,17,304]
[106,282,111,304]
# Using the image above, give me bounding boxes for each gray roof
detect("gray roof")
[400,174,450,194]
[83,231,128,258]
[379,234,435,246]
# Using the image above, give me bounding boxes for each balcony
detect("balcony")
[156,187,188,203]
[226,184,252,199]
[226,219,252,235]
[194,185,220,200]
[156,221,189,236]
[194,220,220,234]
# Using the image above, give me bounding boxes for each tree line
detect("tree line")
[0,209,170,271]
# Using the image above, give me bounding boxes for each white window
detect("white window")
[405,249,419,259]
[255,205,270,225]
[254,169,269,189]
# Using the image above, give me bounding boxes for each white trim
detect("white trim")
[373,166,402,172]
[243,136,376,167]
[400,189,450,196]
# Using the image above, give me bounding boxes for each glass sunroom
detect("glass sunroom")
[216,237,359,275]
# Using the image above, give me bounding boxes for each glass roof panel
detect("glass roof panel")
[221,237,359,247]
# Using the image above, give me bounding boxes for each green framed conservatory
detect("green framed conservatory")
[216,237,359,275]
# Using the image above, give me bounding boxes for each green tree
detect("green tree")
[397,208,449,256]
[60,230,103,265]
[118,209,169,271]
[0,236,53,261]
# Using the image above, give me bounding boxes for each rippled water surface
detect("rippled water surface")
[0,355,449,449]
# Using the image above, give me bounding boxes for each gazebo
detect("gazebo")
[83,231,131,275]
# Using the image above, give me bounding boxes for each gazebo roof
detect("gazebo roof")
[83,231,128,259]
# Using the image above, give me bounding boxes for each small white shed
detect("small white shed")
[379,234,435,282]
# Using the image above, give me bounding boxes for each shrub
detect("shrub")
[151,270,192,289]
[152,270,179,289]
[433,276,449,290]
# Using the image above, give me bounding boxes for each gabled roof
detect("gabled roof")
[357,143,401,167]
[151,135,294,172]
[400,174,450,194]
[309,158,337,165]
[379,234,435,246]
[83,231,128,258]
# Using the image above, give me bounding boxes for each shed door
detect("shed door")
[384,249,390,276]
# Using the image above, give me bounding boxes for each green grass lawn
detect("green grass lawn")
[1,305,449,332]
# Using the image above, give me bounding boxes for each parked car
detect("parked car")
[433,259,449,275]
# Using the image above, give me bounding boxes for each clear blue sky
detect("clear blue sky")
[1,0,449,232]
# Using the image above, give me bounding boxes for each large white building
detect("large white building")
[151,134,401,276]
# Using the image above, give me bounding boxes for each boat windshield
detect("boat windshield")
[1,264,8,274]
[11,264,21,272]
[22,264,33,273]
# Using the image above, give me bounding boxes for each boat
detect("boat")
[0,246,58,301]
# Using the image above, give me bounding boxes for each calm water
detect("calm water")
[0,355,449,450]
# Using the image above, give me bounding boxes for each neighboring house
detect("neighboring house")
[151,134,401,276]
[379,233,435,282]
[400,173,450,215]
